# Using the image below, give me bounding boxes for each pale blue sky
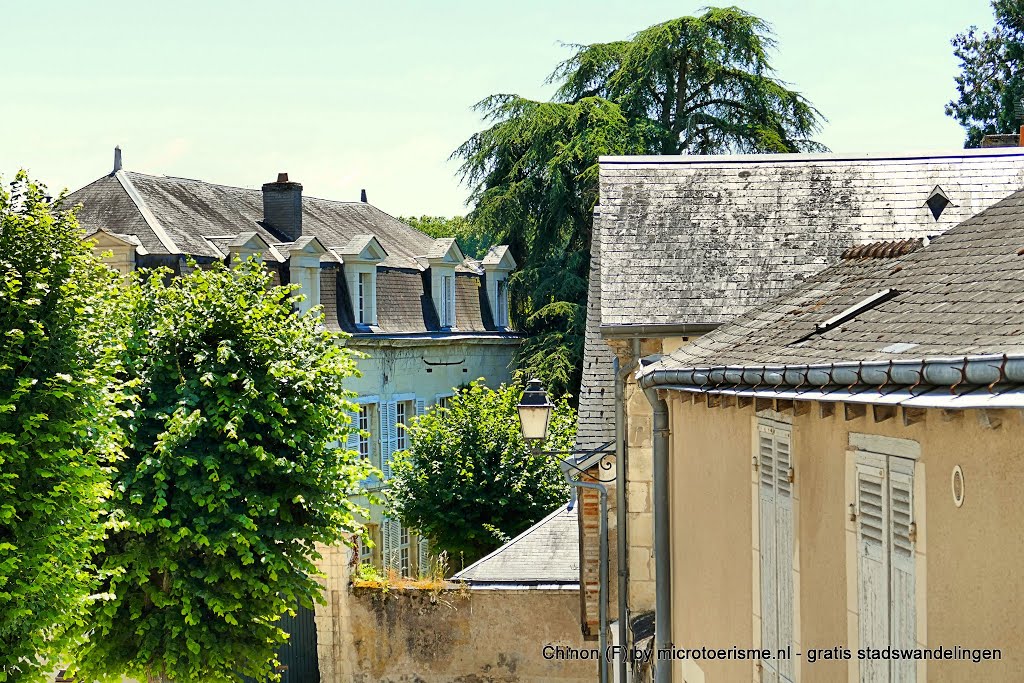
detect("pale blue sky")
[1,0,996,217]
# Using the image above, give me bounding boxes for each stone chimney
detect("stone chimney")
[262,172,303,241]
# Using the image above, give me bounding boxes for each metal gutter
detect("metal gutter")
[600,322,720,339]
[638,353,1024,393]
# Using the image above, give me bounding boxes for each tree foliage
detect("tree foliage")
[455,7,824,399]
[73,259,371,683]
[389,380,575,566]
[399,215,491,260]
[946,0,1024,147]
[0,173,123,682]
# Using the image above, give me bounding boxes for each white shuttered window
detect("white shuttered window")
[856,452,916,683]
[757,421,795,683]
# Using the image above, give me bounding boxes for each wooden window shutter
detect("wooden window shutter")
[380,401,397,479]
[757,427,779,679]
[757,422,795,683]
[856,451,889,682]
[889,457,916,682]
[418,535,430,578]
[344,408,360,453]
[415,398,426,416]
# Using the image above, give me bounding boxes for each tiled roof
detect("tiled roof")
[576,212,616,452]
[453,503,579,585]
[597,149,1024,329]
[639,186,1024,376]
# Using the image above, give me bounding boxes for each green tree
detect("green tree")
[74,259,371,683]
[946,0,1024,147]
[455,7,824,399]
[389,380,575,566]
[0,173,124,682]
[399,215,491,260]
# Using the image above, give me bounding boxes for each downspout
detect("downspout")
[615,338,640,683]
[564,465,610,683]
[643,386,671,683]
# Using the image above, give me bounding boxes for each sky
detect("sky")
[0,0,997,217]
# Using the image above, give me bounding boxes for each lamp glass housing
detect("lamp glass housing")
[517,379,554,442]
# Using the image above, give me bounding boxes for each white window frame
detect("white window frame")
[395,400,411,451]
[440,274,455,328]
[496,277,508,327]
[399,526,411,577]
[358,405,373,463]
[357,271,371,324]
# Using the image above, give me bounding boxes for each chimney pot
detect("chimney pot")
[113,146,123,174]
[360,189,368,203]
[277,172,289,183]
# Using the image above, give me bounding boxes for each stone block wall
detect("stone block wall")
[314,543,595,683]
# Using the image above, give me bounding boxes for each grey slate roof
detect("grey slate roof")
[576,212,616,452]
[453,503,579,585]
[66,171,439,270]
[598,149,1024,329]
[67,168,511,339]
[638,185,1024,377]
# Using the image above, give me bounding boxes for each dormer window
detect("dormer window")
[496,278,509,328]
[416,238,465,332]
[358,271,372,324]
[338,234,387,329]
[441,275,456,328]
[481,245,517,330]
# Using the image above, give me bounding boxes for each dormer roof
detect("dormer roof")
[338,234,388,263]
[481,245,516,271]
[416,237,464,268]
[84,228,149,255]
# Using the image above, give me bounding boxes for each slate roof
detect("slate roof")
[453,503,579,585]
[66,171,442,270]
[576,212,616,452]
[68,168,512,339]
[597,149,1024,330]
[638,186,1024,378]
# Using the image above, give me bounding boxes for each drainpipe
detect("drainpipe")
[643,386,671,683]
[563,467,610,683]
[614,338,640,683]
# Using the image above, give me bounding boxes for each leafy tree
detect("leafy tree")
[399,215,491,260]
[946,0,1024,147]
[73,259,371,683]
[455,7,824,399]
[0,173,123,682]
[389,380,575,566]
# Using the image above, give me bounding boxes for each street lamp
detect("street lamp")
[517,378,555,442]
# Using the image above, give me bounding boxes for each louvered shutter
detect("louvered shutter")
[857,452,889,683]
[418,536,430,578]
[344,408,360,454]
[889,457,916,683]
[757,427,780,683]
[388,518,402,571]
[775,431,795,683]
[415,398,426,416]
[380,401,397,479]
[445,276,455,327]
[380,518,394,571]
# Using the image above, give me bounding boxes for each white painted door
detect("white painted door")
[889,458,916,683]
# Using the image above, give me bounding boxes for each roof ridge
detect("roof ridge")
[599,148,1024,165]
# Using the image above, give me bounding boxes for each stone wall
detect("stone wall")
[315,543,596,683]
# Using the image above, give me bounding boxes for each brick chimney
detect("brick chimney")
[262,172,303,241]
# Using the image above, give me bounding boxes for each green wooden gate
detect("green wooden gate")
[243,605,320,683]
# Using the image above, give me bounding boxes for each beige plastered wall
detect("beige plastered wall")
[315,543,596,683]
[661,393,1024,683]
